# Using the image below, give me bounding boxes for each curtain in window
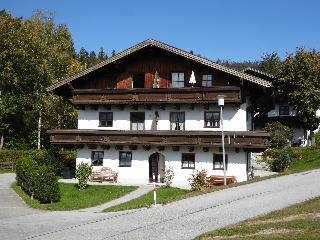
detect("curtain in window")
[170,112,185,122]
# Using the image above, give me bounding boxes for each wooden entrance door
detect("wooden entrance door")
[149,153,159,182]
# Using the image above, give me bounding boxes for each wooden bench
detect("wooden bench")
[90,167,118,183]
[206,175,237,186]
[0,162,15,171]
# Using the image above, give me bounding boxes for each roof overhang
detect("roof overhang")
[47,39,272,95]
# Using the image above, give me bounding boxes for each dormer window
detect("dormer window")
[279,105,289,116]
[202,74,213,87]
[172,72,184,88]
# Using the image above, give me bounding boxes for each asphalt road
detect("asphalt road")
[1,169,319,240]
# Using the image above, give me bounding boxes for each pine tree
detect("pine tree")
[98,47,107,62]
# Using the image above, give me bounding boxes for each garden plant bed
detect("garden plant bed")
[12,182,137,211]
[195,197,320,240]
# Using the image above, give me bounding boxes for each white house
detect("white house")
[47,39,270,188]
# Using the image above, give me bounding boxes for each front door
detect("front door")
[149,153,159,182]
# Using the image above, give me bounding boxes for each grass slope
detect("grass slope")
[196,197,320,240]
[12,182,137,211]
[104,187,191,212]
[288,147,320,172]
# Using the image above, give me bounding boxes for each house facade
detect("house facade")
[48,39,271,187]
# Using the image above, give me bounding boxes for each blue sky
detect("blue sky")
[2,0,320,61]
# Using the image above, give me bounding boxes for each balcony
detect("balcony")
[72,87,241,105]
[48,129,270,151]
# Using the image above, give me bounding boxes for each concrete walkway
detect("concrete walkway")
[0,173,41,220]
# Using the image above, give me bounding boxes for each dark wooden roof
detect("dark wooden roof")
[243,67,275,82]
[47,39,272,92]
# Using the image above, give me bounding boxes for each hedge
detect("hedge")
[0,149,76,176]
[16,157,61,203]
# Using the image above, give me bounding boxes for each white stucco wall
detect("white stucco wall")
[76,146,248,189]
[78,103,248,131]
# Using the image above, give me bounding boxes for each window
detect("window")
[170,112,185,130]
[202,74,213,87]
[279,105,289,116]
[99,112,113,127]
[181,153,195,169]
[204,112,220,128]
[213,154,228,170]
[172,72,185,88]
[132,73,145,88]
[130,112,145,130]
[119,151,132,167]
[91,151,104,166]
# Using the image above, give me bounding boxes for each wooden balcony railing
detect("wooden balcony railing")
[72,87,241,105]
[48,130,269,151]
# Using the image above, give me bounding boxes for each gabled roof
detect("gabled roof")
[47,39,272,92]
[243,67,275,81]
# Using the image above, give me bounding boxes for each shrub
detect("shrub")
[264,122,293,148]
[263,148,291,172]
[34,165,61,203]
[16,157,61,203]
[164,166,175,188]
[75,162,92,190]
[16,157,38,195]
[189,169,209,191]
[0,149,75,176]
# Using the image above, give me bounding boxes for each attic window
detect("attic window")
[172,73,185,88]
[202,74,213,87]
[133,73,145,88]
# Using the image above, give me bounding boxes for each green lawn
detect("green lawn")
[196,197,320,240]
[104,187,191,212]
[0,168,14,174]
[12,182,137,211]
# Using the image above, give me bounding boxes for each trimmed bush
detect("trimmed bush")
[16,157,61,203]
[34,165,61,203]
[0,149,75,176]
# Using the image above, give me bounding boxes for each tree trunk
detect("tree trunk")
[37,110,42,149]
[0,134,4,149]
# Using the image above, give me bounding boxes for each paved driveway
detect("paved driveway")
[0,173,41,220]
[1,169,320,240]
